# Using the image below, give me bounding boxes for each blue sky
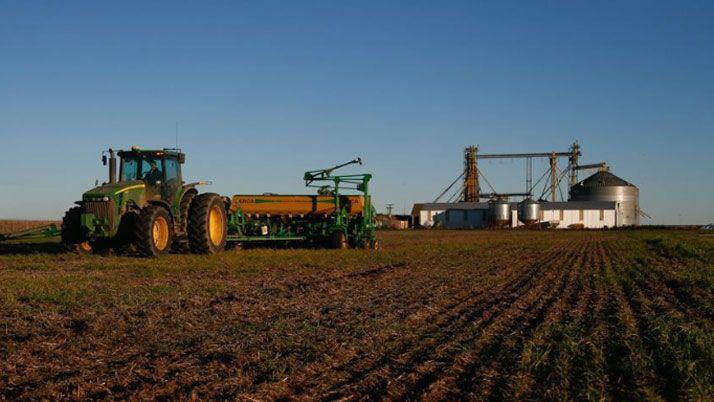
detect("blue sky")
[1,1,712,224]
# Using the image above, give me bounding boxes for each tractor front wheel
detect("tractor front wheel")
[61,206,92,254]
[188,193,227,254]
[135,205,173,257]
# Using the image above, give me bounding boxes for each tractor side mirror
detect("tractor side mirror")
[102,155,107,166]
[178,153,186,164]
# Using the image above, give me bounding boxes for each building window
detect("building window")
[464,210,468,221]
[579,210,584,220]
[446,211,450,221]
[600,209,605,220]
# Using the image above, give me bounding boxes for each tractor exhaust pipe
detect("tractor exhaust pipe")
[109,149,117,184]
[103,149,117,184]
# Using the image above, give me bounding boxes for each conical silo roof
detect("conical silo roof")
[575,171,636,188]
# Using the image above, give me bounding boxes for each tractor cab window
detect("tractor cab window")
[164,157,180,183]
[120,157,140,182]
[141,158,164,186]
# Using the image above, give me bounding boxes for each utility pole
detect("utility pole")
[386,203,394,216]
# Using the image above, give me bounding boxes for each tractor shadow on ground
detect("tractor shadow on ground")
[0,241,65,255]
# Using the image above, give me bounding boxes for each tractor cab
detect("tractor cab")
[115,147,186,206]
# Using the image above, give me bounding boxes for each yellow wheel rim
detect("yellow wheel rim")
[152,216,170,251]
[208,205,224,246]
[79,241,92,253]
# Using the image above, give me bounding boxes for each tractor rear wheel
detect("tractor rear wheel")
[61,206,92,254]
[172,191,196,254]
[135,205,173,257]
[188,193,227,254]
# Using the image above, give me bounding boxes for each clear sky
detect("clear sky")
[1,1,712,224]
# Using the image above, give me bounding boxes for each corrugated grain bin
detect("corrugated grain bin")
[488,198,511,228]
[569,171,639,226]
[518,198,541,225]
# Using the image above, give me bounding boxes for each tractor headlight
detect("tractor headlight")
[102,196,110,202]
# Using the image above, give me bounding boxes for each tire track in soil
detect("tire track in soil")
[276,240,577,400]
[414,238,591,401]
[319,239,584,401]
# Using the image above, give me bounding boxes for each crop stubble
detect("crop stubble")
[0,230,712,400]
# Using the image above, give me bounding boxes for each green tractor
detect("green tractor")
[61,146,228,257]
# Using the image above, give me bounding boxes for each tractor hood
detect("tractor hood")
[82,181,146,200]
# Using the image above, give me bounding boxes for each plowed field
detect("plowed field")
[1,230,712,400]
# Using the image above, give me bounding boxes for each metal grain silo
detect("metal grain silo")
[518,198,541,225]
[569,171,640,226]
[488,198,511,228]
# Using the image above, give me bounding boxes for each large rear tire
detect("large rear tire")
[172,191,197,254]
[135,205,173,257]
[61,206,92,254]
[188,193,227,254]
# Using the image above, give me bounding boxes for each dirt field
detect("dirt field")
[1,230,712,400]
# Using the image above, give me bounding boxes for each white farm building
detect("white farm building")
[411,201,622,229]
